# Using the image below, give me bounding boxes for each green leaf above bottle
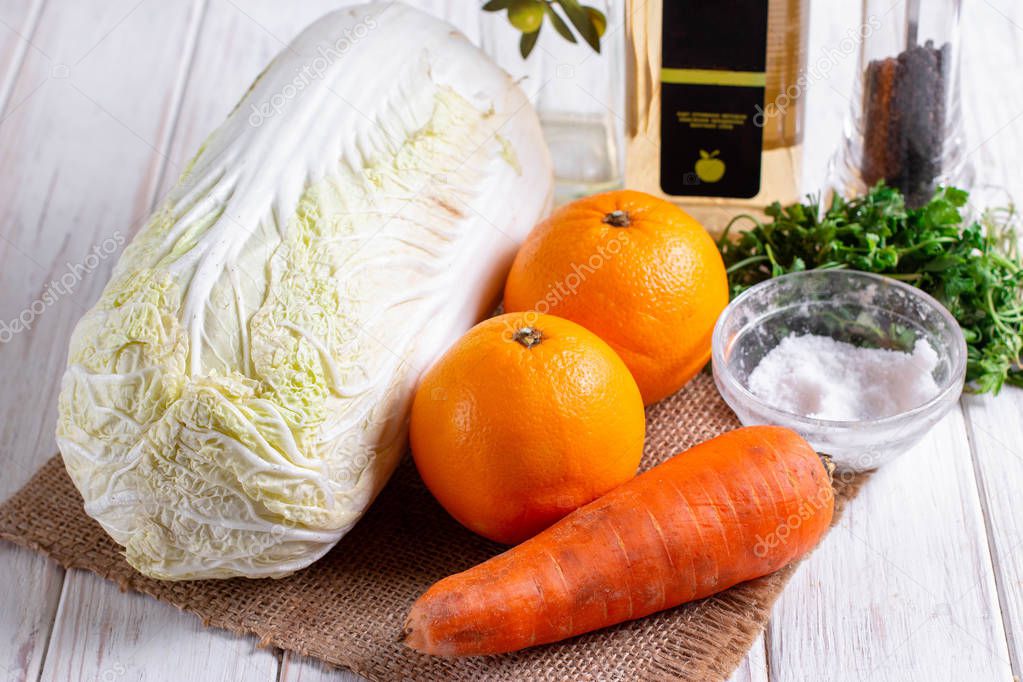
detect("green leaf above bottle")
[485,0,606,58]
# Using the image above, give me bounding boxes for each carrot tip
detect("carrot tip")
[402,615,426,652]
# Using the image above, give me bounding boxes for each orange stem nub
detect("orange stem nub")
[513,327,543,348]
[603,210,631,227]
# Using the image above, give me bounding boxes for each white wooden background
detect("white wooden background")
[0,1,1020,680]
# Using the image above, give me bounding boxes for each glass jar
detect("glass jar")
[830,0,967,208]
[478,1,625,203]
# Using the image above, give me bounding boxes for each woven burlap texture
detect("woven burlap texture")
[0,372,864,681]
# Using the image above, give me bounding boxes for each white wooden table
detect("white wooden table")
[1,1,1021,680]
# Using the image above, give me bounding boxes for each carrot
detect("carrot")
[403,425,834,657]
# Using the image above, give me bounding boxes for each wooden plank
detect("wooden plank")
[0,0,46,492]
[952,2,1023,677]
[279,656,363,682]
[767,408,1013,681]
[727,634,768,682]
[0,537,63,682]
[963,389,1023,676]
[0,0,44,117]
[0,3,83,682]
[42,569,277,682]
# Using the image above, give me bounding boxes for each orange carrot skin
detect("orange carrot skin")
[404,426,834,657]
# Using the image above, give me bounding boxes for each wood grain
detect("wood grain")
[279,656,364,682]
[963,390,1023,676]
[0,4,62,679]
[0,0,44,120]
[726,634,768,682]
[0,538,62,682]
[43,569,277,682]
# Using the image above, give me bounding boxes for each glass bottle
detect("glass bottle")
[624,0,808,232]
[478,1,625,204]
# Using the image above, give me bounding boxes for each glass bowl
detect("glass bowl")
[712,270,967,471]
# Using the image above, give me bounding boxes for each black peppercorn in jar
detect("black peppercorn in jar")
[831,0,968,208]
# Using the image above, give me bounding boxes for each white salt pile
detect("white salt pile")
[747,333,941,421]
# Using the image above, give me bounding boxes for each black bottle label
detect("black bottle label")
[659,1,769,198]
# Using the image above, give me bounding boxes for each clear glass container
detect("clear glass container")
[478,1,625,203]
[830,0,968,208]
[712,270,966,471]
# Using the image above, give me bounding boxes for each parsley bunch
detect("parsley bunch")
[718,184,1023,394]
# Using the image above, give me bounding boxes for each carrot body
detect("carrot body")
[403,426,834,657]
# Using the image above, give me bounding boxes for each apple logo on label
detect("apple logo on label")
[694,150,725,183]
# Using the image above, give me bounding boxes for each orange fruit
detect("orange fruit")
[409,312,645,545]
[503,189,729,405]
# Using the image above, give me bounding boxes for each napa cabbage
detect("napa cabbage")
[56,2,552,580]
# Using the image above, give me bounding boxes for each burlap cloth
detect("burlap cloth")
[0,372,865,681]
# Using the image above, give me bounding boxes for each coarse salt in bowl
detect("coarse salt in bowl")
[712,270,967,471]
